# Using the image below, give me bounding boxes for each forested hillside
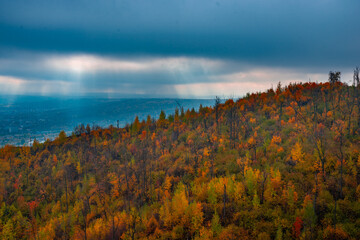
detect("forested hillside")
[1,74,360,239]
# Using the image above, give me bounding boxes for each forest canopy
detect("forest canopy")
[1,71,360,239]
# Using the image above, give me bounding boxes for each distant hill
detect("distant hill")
[1,81,360,239]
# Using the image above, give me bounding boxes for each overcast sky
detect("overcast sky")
[0,0,359,98]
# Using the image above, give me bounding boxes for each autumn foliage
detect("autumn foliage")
[1,79,360,239]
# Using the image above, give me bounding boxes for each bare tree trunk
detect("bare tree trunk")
[260,172,267,204]
[334,198,337,229]
[215,96,220,135]
[313,172,318,217]
[223,184,227,222]
[124,162,130,212]
[112,214,115,240]
[65,174,69,212]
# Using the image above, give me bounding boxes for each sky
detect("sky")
[0,0,359,98]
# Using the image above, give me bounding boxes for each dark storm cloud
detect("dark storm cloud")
[1,0,359,67]
[0,0,359,96]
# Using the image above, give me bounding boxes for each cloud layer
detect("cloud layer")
[0,53,354,98]
[0,0,359,97]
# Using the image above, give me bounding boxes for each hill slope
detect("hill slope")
[1,81,360,239]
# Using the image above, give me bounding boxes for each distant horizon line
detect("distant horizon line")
[0,94,217,100]
[1,79,352,100]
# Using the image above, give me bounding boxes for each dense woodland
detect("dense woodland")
[1,70,360,239]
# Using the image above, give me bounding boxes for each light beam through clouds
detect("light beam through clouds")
[0,0,359,98]
[45,55,223,74]
[0,75,74,95]
[0,52,354,98]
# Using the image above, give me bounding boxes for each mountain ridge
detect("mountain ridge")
[1,80,360,239]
